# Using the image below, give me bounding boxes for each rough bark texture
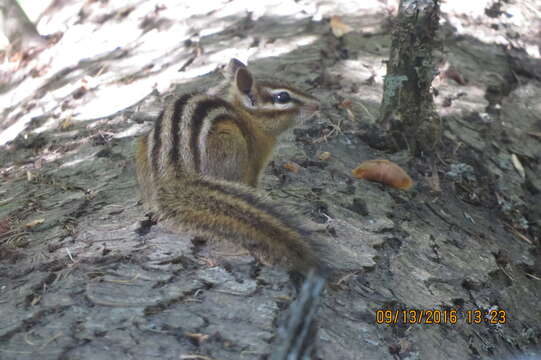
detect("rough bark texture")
[379,0,441,155]
[0,1,540,360]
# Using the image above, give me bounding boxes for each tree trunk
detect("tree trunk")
[0,0,45,49]
[378,0,441,155]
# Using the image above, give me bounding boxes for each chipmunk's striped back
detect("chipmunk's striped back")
[146,94,245,177]
[134,59,326,276]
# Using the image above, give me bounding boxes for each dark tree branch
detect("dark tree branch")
[273,272,326,360]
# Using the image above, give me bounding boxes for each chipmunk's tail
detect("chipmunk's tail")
[156,171,327,276]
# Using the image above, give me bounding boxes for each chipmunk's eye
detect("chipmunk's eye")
[273,91,291,104]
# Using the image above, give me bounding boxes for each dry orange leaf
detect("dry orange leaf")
[338,99,352,109]
[352,159,413,190]
[330,16,353,38]
[283,161,300,173]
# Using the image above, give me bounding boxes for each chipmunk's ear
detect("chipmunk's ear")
[228,58,246,72]
[235,67,254,94]
[223,58,246,78]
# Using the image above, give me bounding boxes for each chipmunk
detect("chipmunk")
[135,59,326,275]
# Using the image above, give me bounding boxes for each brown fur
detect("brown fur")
[156,173,323,274]
[134,59,324,275]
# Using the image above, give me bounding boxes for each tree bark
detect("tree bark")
[378,0,441,155]
[0,0,45,49]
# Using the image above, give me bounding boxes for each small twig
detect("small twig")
[24,331,37,346]
[65,248,75,262]
[212,289,256,297]
[312,118,343,144]
[40,332,63,349]
[336,271,358,286]
[105,273,141,284]
[499,266,514,282]
[358,100,375,121]
[503,222,532,244]
[214,250,250,257]
[453,141,462,157]
[525,272,541,281]
[180,355,216,360]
